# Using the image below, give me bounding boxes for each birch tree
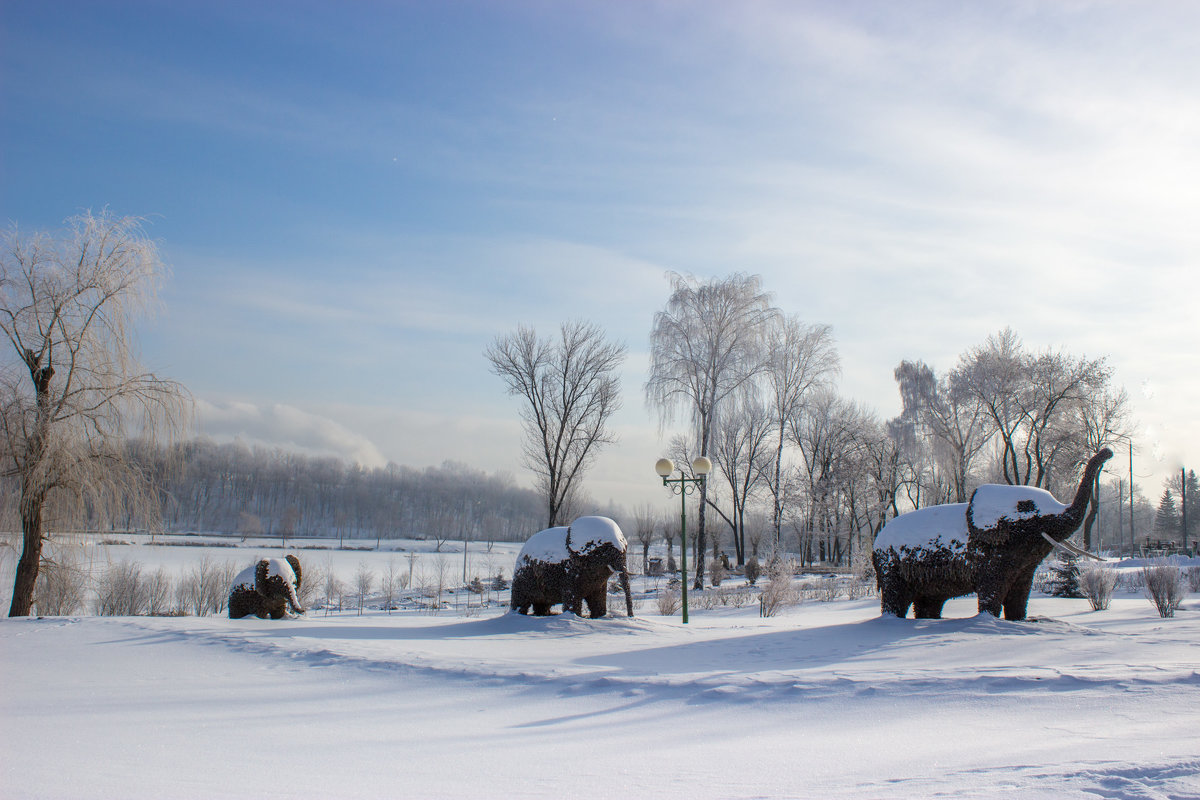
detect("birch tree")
[485,320,625,527]
[2,211,189,616]
[645,272,776,588]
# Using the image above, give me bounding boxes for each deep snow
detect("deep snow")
[3,591,1199,799]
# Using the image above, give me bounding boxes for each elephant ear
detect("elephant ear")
[285,554,302,591]
[967,487,1013,546]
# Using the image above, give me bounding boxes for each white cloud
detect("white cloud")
[196,399,387,468]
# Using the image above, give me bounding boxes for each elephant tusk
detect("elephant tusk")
[1041,532,1105,561]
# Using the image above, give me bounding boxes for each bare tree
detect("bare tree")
[763,315,839,542]
[352,561,374,615]
[956,328,1112,489]
[646,272,776,588]
[893,360,990,504]
[707,398,773,565]
[1,211,189,616]
[632,503,657,574]
[485,320,625,527]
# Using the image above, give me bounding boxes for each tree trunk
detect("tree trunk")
[9,494,46,617]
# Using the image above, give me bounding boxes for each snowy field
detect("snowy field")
[3,545,1199,800]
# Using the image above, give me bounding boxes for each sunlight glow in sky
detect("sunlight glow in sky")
[2,1,1197,511]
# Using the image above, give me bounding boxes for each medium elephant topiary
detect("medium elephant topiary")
[511,516,633,618]
[228,555,305,619]
[873,448,1113,620]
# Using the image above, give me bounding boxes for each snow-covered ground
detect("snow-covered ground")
[4,581,1198,799]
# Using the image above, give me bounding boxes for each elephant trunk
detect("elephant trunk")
[1052,448,1114,539]
[619,569,633,617]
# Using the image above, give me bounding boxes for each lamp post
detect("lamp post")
[1106,435,1136,557]
[655,455,711,624]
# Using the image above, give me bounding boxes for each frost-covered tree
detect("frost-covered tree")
[1,211,190,616]
[954,328,1113,491]
[646,272,776,588]
[485,320,625,527]
[762,315,839,542]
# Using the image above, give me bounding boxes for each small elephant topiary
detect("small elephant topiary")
[873,448,1112,620]
[511,516,633,618]
[228,555,305,619]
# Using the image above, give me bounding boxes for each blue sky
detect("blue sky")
[2,1,1197,512]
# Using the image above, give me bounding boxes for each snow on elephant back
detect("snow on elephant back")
[872,448,1113,620]
[228,555,305,619]
[510,516,633,618]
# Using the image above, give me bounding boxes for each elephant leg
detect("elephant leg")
[913,595,946,619]
[532,602,553,616]
[975,578,1006,617]
[585,591,608,619]
[878,574,913,618]
[1002,569,1036,621]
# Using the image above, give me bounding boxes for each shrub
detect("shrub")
[1142,564,1185,618]
[182,556,237,616]
[1047,551,1084,598]
[146,568,175,616]
[845,577,872,600]
[656,588,681,616]
[1185,566,1200,593]
[1079,564,1118,611]
[708,561,727,587]
[298,561,324,610]
[95,561,150,616]
[759,573,799,618]
[815,578,841,602]
[34,552,88,616]
[744,556,761,586]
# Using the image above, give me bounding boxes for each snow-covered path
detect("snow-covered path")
[3,597,1198,799]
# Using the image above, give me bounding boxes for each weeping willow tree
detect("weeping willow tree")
[646,272,776,589]
[1,211,190,616]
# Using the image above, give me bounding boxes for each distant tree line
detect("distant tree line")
[2,438,545,548]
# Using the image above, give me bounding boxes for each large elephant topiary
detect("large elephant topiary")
[873,448,1112,620]
[511,516,633,618]
[228,555,305,619]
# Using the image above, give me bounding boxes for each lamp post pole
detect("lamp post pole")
[655,457,711,625]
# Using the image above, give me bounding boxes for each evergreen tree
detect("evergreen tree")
[1154,489,1179,538]
[1183,470,1199,545]
[1047,549,1084,598]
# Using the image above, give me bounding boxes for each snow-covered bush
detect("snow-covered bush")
[744,556,761,585]
[1185,566,1200,593]
[1142,564,1184,618]
[759,574,799,617]
[852,546,876,584]
[33,550,87,616]
[656,588,681,616]
[1078,564,1118,611]
[845,577,872,600]
[708,560,727,587]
